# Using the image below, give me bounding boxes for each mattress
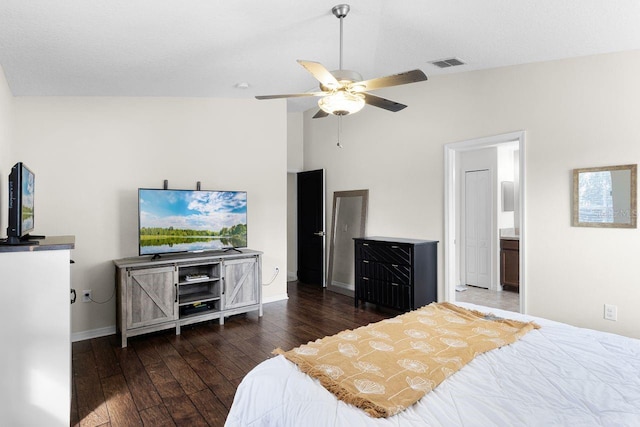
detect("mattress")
[225,303,640,426]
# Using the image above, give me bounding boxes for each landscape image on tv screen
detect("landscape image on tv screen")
[21,165,35,232]
[138,189,247,255]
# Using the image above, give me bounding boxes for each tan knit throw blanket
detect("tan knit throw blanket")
[275,302,539,418]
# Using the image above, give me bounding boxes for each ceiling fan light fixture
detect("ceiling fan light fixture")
[255,4,427,117]
[318,91,365,116]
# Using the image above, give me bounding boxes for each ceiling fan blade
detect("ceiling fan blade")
[355,69,427,92]
[362,93,407,112]
[312,109,329,119]
[297,60,340,89]
[255,92,325,100]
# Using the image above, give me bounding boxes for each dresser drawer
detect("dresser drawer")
[358,260,411,285]
[356,241,412,265]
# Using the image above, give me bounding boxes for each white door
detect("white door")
[465,170,491,288]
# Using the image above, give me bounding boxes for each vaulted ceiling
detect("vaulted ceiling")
[1,1,639,111]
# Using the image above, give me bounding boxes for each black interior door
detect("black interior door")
[297,169,325,286]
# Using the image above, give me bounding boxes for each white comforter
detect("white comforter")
[225,303,640,426]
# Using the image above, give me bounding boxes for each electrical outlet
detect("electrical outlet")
[82,290,92,303]
[604,304,617,321]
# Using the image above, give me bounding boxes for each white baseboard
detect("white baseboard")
[262,293,289,304]
[331,280,352,289]
[287,271,297,281]
[72,325,116,343]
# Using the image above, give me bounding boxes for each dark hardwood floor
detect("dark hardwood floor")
[71,281,394,427]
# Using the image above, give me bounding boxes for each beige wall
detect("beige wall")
[0,65,13,232]
[286,112,304,281]
[12,97,288,336]
[287,112,303,172]
[304,50,640,338]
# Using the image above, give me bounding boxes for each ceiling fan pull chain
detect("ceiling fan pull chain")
[337,115,344,148]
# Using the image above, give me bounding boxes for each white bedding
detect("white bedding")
[225,303,640,426]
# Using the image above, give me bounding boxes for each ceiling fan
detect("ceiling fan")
[255,4,428,118]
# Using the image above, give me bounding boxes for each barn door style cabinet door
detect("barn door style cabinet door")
[223,256,262,313]
[126,265,178,330]
[115,250,262,347]
[354,237,438,312]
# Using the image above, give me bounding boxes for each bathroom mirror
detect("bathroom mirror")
[572,164,637,228]
[327,190,368,297]
[502,181,514,212]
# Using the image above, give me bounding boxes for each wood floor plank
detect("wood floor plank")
[101,374,143,426]
[115,347,163,411]
[144,360,186,400]
[74,350,110,427]
[91,336,122,379]
[139,404,176,427]
[182,352,227,388]
[163,395,208,426]
[162,354,208,395]
[210,380,239,410]
[166,334,199,357]
[225,338,273,366]
[152,336,183,359]
[189,388,228,426]
[197,345,246,382]
[73,339,93,355]
[131,336,164,367]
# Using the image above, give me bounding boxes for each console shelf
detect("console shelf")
[179,292,220,305]
[115,249,262,347]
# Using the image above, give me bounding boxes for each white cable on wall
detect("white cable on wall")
[263,267,280,286]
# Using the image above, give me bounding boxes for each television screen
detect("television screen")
[21,165,35,235]
[138,189,247,255]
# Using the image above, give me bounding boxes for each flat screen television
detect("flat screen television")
[138,188,247,256]
[5,162,36,245]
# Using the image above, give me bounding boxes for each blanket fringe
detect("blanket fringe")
[439,302,540,330]
[280,352,390,418]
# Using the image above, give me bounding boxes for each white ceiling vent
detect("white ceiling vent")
[430,58,466,68]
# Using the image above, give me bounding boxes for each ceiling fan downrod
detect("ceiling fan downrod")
[332,4,350,71]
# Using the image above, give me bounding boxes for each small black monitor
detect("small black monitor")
[5,162,37,245]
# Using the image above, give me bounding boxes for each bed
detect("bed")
[225,303,640,426]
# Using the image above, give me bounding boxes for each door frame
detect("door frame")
[444,131,526,313]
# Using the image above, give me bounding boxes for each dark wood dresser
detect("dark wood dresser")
[354,237,438,311]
